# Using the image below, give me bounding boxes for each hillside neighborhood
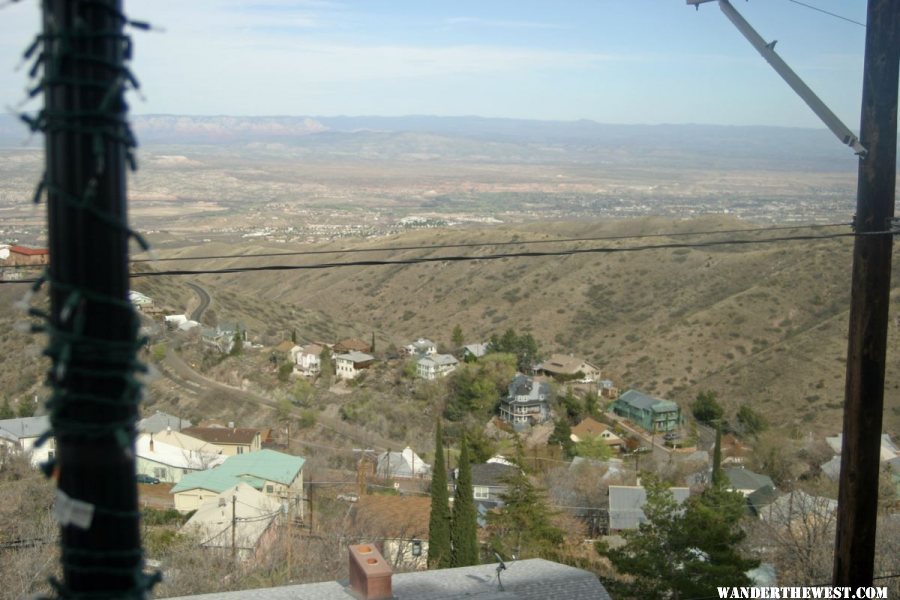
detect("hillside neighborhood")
[2,286,898,598]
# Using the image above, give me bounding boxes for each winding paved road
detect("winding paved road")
[185,281,210,322]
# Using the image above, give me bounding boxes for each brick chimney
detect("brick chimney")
[348,544,392,600]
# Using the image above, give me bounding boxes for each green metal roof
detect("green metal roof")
[171,449,304,494]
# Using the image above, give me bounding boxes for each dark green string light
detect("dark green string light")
[15,1,159,597]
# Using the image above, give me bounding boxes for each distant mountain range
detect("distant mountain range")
[0,113,856,171]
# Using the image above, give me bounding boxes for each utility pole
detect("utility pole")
[40,0,143,595]
[834,0,900,587]
[232,494,237,560]
[231,494,237,561]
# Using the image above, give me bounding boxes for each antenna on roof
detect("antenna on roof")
[494,552,508,591]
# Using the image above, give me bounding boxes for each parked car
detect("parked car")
[136,474,161,484]
[663,432,679,441]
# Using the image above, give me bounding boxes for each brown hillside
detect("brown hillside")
[136,217,899,437]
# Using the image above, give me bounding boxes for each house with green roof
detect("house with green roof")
[172,449,305,515]
[612,389,681,433]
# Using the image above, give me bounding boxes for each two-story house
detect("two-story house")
[498,374,551,429]
[416,354,458,380]
[335,351,375,380]
[612,389,681,433]
[290,343,323,377]
[171,449,305,513]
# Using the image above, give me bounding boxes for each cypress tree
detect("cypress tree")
[451,435,480,566]
[712,423,724,486]
[427,420,451,568]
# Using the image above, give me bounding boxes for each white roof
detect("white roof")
[826,433,899,461]
[336,351,374,363]
[0,416,50,441]
[463,343,489,358]
[178,320,201,331]
[418,353,458,367]
[136,433,225,470]
[181,483,281,551]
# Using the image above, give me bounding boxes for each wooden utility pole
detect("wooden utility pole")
[42,0,142,594]
[231,495,237,560]
[833,0,900,587]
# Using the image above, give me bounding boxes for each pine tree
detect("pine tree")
[428,420,452,568]
[451,324,464,349]
[318,346,333,387]
[450,436,479,567]
[712,423,724,486]
[230,329,243,355]
[0,398,14,420]
[487,460,564,560]
[605,473,757,599]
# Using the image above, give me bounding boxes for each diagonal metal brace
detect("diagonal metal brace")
[688,0,867,157]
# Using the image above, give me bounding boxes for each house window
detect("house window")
[237,447,244,454]
[153,467,166,478]
[266,485,274,494]
[474,486,489,500]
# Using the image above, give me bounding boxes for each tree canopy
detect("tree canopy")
[487,463,564,560]
[605,474,757,599]
[488,328,540,372]
[691,390,723,424]
[445,353,516,421]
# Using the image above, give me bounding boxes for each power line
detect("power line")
[127,229,873,278]
[129,222,850,264]
[0,225,881,286]
[784,0,867,28]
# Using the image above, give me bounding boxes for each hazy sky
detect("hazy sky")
[0,0,869,128]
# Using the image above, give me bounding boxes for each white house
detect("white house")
[128,290,153,309]
[335,351,375,380]
[0,416,54,467]
[403,338,436,357]
[290,343,322,377]
[136,430,226,484]
[416,354,458,380]
[376,447,431,479]
[462,343,489,360]
[180,483,282,562]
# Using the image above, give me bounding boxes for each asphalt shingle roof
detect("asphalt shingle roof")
[723,467,774,493]
[609,485,690,530]
[163,558,610,600]
[182,427,261,446]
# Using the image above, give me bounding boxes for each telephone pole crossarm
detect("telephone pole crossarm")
[688,0,867,156]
